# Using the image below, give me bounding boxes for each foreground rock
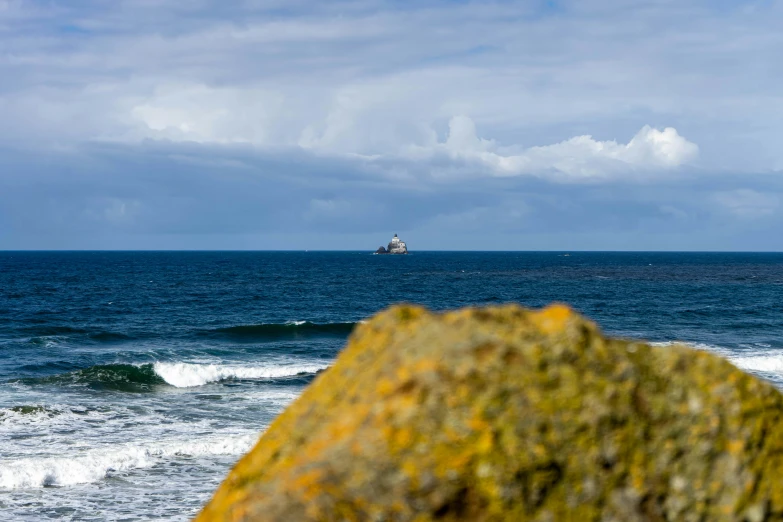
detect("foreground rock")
[197,304,783,521]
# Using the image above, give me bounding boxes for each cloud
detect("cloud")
[0,141,781,250]
[0,0,783,250]
[130,84,290,144]
[119,80,700,181]
[1,0,781,172]
[403,116,698,179]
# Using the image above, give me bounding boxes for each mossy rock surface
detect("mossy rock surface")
[197,304,783,521]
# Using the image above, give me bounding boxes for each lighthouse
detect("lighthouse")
[386,234,408,254]
[374,233,409,254]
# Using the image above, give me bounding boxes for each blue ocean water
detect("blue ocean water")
[0,251,782,520]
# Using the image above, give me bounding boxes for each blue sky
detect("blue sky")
[0,0,782,250]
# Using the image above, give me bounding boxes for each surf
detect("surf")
[15,361,330,390]
[0,433,258,489]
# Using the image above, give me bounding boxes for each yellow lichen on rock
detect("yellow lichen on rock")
[196,304,783,521]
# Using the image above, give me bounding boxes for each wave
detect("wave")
[651,341,783,378]
[203,321,358,341]
[649,341,729,354]
[0,405,107,439]
[87,331,134,343]
[17,361,329,390]
[19,364,166,392]
[0,434,257,489]
[18,325,87,336]
[10,325,136,346]
[0,405,59,417]
[26,336,65,347]
[728,355,783,374]
[11,321,358,346]
[153,361,329,388]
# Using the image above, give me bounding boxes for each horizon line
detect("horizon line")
[1,249,782,254]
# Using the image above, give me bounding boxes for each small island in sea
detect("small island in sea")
[374,233,408,254]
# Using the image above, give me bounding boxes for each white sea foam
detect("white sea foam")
[728,355,783,374]
[649,341,724,351]
[27,336,61,348]
[0,433,258,489]
[651,341,783,376]
[649,340,734,358]
[153,361,329,387]
[0,405,101,433]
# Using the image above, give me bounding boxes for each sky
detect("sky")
[0,0,782,250]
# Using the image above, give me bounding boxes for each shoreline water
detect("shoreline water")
[1,251,781,520]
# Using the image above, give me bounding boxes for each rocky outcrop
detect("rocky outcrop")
[197,304,783,521]
[375,234,408,254]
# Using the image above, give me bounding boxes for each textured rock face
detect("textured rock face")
[197,304,783,522]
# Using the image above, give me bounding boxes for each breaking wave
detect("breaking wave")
[152,361,329,388]
[728,355,783,374]
[18,361,329,390]
[0,434,257,489]
[651,341,783,378]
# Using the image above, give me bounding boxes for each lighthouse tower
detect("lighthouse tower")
[387,234,408,254]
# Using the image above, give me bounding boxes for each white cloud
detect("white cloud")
[0,0,777,180]
[2,0,783,250]
[129,90,697,179]
[123,80,699,180]
[405,116,698,179]
[130,84,290,144]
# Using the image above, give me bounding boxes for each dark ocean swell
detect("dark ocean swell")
[202,321,358,341]
[18,364,166,392]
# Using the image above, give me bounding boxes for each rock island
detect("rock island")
[375,233,408,254]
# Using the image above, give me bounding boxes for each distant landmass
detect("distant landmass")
[374,234,408,254]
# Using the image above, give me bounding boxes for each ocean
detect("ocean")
[1,251,781,520]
